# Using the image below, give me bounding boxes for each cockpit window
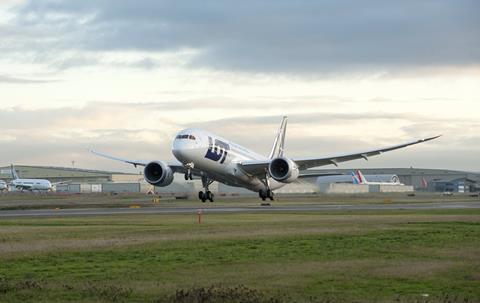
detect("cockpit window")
[176,134,196,140]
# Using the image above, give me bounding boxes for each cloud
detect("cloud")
[0,103,477,171]
[1,1,478,175]
[5,0,480,73]
[0,74,59,84]
[0,104,179,170]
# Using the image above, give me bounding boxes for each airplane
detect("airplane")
[0,180,7,192]
[315,171,400,185]
[90,116,440,202]
[352,170,402,185]
[9,165,69,192]
[315,173,360,184]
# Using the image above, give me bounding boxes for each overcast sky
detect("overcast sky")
[1,0,479,172]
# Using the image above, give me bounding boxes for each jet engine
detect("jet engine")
[144,161,174,187]
[268,157,299,183]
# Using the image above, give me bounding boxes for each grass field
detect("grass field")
[0,206,479,302]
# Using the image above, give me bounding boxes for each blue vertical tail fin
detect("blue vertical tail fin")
[351,171,360,184]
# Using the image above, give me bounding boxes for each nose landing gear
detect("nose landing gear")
[184,170,193,180]
[184,163,194,180]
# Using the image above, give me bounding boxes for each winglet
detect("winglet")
[268,116,288,159]
[422,135,442,142]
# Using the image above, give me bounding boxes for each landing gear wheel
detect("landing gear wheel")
[199,176,216,203]
[206,191,214,202]
[199,191,206,203]
[267,189,274,201]
[259,189,267,201]
[185,170,193,180]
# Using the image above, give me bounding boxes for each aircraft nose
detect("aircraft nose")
[172,147,185,161]
[172,140,197,162]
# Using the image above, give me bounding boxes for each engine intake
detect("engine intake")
[268,157,299,183]
[144,161,174,187]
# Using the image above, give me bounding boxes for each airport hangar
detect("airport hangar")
[1,165,479,195]
[311,168,480,193]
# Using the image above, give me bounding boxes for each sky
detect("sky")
[1,0,479,173]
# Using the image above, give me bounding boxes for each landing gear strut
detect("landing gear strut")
[184,170,193,180]
[198,176,214,203]
[184,163,194,180]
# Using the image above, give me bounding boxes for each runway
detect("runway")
[1,201,480,218]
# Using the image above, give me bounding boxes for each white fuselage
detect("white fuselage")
[11,179,53,191]
[316,174,401,185]
[361,181,401,185]
[355,172,402,185]
[0,181,7,191]
[172,128,284,192]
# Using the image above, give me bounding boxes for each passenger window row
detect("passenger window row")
[176,134,196,140]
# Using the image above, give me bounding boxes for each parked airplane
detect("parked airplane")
[90,116,440,202]
[352,170,402,185]
[315,171,399,185]
[315,173,360,184]
[0,180,7,192]
[9,165,68,192]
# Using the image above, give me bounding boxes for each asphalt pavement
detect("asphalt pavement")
[1,201,479,218]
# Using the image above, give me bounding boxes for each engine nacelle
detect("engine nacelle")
[144,161,174,187]
[268,157,299,183]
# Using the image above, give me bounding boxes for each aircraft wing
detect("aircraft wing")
[52,180,71,186]
[239,135,440,175]
[293,135,440,170]
[89,149,149,167]
[237,162,342,178]
[88,149,186,174]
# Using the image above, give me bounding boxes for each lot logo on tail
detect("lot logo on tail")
[205,136,230,164]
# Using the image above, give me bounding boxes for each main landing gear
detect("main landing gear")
[259,189,274,201]
[199,190,214,203]
[199,176,214,203]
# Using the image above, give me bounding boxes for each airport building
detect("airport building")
[309,168,480,192]
[0,165,150,193]
[0,165,143,183]
[0,165,478,195]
